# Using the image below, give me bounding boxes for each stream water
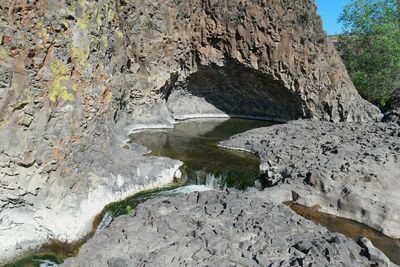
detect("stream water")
[130,119,273,190]
[289,203,400,264]
[4,118,399,266]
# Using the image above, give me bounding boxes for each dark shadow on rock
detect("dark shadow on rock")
[167,61,306,121]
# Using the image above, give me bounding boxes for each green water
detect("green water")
[130,118,274,190]
[101,118,274,219]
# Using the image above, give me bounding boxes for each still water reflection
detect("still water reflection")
[130,118,274,189]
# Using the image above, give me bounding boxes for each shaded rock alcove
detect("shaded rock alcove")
[167,62,305,122]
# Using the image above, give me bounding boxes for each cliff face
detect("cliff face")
[0,0,183,262]
[117,0,381,127]
[383,89,400,123]
[0,0,381,263]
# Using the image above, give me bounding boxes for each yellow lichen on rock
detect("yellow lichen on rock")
[51,60,70,76]
[0,47,9,60]
[115,30,124,39]
[73,0,100,31]
[71,47,90,69]
[77,18,88,30]
[49,60,75,102]
[106,91,113,103]
[96,13,103,28]
[37,27,49,40]
[49,77,75,102]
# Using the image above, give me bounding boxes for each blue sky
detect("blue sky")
[315,0,352,35]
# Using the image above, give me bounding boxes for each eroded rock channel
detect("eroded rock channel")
[7,118,399,266]
[103,119,400,266]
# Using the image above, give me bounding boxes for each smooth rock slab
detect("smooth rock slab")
[220,120,400,239]
[64,190,377,267]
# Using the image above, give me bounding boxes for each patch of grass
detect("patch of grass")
[2,253,63,267]
[104,183,183,218]
[2,239,84,267]
[299,9,310,24]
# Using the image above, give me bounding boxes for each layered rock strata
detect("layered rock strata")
[220,120,400,239]
[0,0,382,263]
[63,190,393,267]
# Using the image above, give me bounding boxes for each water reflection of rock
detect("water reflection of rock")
[130,119,228,154]
[130,119,272,190]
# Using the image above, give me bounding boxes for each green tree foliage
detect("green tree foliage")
[338,0,400,110]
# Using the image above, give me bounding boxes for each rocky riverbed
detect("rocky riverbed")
[63,190,395,267]
[220,120,400,239]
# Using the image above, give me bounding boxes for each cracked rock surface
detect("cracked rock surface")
[63,190,379,267]
[220,120,400,239]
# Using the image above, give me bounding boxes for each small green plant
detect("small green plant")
[125,205,133,214]
[300,9,310,24]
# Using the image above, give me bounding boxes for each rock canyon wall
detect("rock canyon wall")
[0,0,382,263]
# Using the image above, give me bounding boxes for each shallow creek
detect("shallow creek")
[130,119,272,190]
[5,119,399,266]
[289,203,400,264]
